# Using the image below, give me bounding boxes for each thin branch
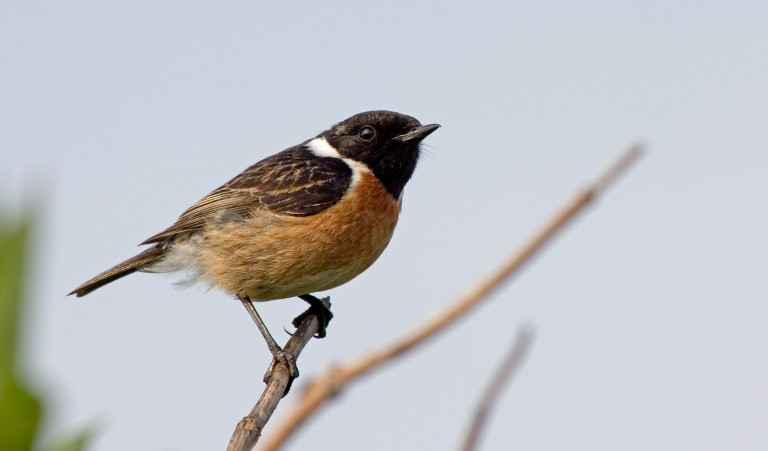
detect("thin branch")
[259,144,643,450]
[226,298,330,451]
[461,326,535,451]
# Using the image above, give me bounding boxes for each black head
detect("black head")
[320,111,439,199]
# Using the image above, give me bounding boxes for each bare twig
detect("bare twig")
[226,298,330,451]
[461,326,535,451]
[258,145,643,450]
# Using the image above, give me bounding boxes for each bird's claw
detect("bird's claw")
[292,301,333,338]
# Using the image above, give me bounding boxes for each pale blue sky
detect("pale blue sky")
[3,1,768,450]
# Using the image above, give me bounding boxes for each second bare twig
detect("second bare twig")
[461,326,535,451]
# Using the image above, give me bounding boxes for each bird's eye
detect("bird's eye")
[358,126,375,140]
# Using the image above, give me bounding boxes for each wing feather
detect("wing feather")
[141,145,352,244]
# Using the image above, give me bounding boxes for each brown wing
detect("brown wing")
[140,145,353,244]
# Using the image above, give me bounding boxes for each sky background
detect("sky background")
[3,1,768,450]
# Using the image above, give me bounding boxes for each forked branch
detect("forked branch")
[227,298,329,451]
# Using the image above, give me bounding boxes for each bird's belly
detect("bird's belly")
[199,171,401,301]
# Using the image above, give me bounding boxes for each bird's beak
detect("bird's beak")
[396,124,440,142]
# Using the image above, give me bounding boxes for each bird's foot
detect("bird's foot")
[294,295,333,338]
[264,347,299,384]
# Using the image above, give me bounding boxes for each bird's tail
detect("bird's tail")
[69,245,166,297]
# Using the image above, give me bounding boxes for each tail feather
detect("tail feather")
[69,245,166,297]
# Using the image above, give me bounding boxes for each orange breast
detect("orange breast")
[199,171,401,300]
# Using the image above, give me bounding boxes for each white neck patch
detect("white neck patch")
[306,136,341,158]
[305,137,371,185]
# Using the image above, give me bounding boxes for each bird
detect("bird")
[69,110,439,379]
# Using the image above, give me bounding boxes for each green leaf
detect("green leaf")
[0,217,29,378]
[0,377,42,451]
[0,217,42,450]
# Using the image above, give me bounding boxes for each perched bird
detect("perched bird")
[70,110,439,377]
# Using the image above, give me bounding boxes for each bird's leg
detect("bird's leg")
[293,294,333,338]
[238,296,299,382]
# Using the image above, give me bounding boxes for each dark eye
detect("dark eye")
[358,126,375,140]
